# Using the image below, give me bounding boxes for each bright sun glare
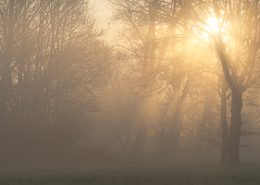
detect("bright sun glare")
[200,16,224,41]
[205,17,220,33]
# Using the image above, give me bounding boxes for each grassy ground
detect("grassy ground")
[1,165,260,185]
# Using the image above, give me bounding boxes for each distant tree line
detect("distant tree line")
[0,0,110,162]
[0,0,260,166]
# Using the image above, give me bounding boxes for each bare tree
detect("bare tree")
[0,0,111,160]
[196,0,260,164]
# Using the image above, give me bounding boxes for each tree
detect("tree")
[0,0,111,161]
[195,0,260,164]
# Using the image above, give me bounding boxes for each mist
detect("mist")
[0,0,260,184]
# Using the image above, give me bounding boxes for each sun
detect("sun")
[205,17,220,33]
[199,16,226,41]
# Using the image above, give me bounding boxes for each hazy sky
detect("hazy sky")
[91,0,112,29]
[91,0,122,44]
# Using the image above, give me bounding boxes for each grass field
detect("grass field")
[1,165,260,185]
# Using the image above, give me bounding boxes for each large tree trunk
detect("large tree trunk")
[214,35,244,164]
[228,89,243,164]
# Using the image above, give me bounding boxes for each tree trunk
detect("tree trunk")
[228,89,243,164]
[214,36,243,164]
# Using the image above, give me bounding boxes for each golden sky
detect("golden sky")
[91,0,112,29]
[91,0,122,44]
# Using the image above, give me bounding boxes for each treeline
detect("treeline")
[0,0,110,162]
[0,0,260,166]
